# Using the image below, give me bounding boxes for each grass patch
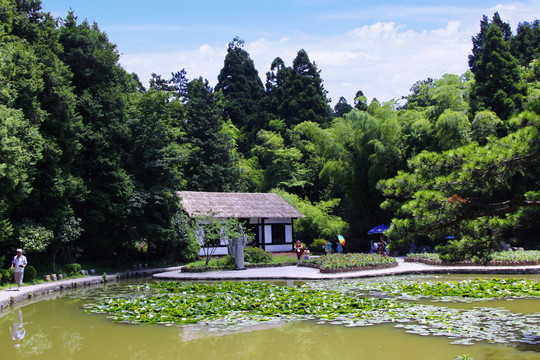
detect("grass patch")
[185,250,298,270]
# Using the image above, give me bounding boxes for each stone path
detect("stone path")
[153,257,540,281]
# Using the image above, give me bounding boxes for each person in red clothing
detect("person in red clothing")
[294,240,304,261]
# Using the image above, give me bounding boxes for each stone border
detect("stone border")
[181,262,297,272]
[298,262,398,274]
[404,257,540,266]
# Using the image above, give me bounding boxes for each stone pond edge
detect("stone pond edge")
[0,266,182,312]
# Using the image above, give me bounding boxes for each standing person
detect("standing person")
[370,240,377,254]
[378,236,387,256]
[324,240,332,255]
[10,249,27,291]
[294,240,304,261]
[303,247,310,260]
[336,241,342,254]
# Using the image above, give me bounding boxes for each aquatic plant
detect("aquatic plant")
[352,278,540,302]
[84,279,540,347]
[308,277,540,305]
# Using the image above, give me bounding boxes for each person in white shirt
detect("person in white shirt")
[10,249,27,290]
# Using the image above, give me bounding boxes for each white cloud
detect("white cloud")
[118,2,539,106]
[120,19,471,105]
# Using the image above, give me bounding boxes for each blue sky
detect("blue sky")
[42,0,540,105]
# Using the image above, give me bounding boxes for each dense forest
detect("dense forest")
[0,0,539,269]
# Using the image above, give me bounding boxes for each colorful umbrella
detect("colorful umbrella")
[337,234,346,246]
[367,225,390,235]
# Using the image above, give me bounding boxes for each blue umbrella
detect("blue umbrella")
[367,225,390,235]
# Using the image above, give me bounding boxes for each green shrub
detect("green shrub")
[24,265,37,282]
[437,235,498,264]
[312,239,327,253]
[0,269,6,285]
[63,263,82,276]
[215,255,235,267]
[244,247,272,263]
[0,269,14,285]
[187,256,235,269]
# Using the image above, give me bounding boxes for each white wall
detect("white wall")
[198,247,228,256]
[264,225,272,244]
[265,244,294,252]
[285,225,293,243]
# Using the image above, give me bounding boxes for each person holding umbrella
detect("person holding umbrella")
[337,235,346,253]
[10,249,27,291]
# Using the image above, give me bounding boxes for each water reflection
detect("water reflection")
[9,308,25,347]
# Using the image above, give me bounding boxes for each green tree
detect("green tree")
[379,117,540,260]
[18,223,53,254]
[261,50,332,132]
[216,37,264,150]
[123,89,189,257]
[51,216,83,272]
[0,106,44,220]
[471,110,503,145]
[434,109,471,151]
[295,105,403,235]
[183,78,239,192]
[59,12,137,256]
[470,22,525,119]
[354,90,368,111]
[521,59,540,114]
[275,189,347,246]
[511,20,540,67]
[0,1,83,259]
[469,12,513,74]
[251,130,309,192]
[333,96,353,117]
[187,211,243,265]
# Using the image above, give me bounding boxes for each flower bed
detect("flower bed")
[300,253,397,273]
[405,250,540,266]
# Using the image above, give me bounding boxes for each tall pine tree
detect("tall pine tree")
[470,23,524,120]
[469,12,513,74]
[261,50,332,132]
[183,78,239,192]
[215,37,264,151]
[511,20,540,66]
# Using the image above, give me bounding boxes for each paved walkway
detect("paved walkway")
[153,257,540,281]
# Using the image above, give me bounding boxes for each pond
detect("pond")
[0,274,539,360]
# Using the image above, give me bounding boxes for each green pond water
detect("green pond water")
[0,274,539,360]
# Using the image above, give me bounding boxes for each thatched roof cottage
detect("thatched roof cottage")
[177,191,304,255]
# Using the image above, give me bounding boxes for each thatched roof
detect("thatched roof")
[177,191,304,219]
